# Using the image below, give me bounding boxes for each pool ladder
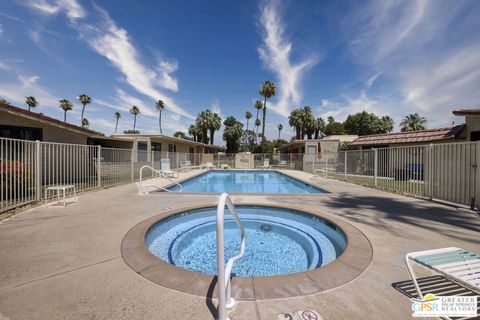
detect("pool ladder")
[216,193,246,320]
[138,165,183,194]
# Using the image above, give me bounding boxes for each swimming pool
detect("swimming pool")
[168,170,326,194]
[145,206,346,277]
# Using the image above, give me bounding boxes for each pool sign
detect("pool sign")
[277,310,322,320]
[411,293,477,317]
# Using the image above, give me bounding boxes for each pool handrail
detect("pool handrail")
[216,193,246,320]
[138,165,183,194]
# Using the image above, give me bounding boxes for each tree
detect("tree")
[81,118,89,128]
[223,116,244,153]
[302,106,315,139]
[209,112,222,145]
[129,105,140,132]
[325,116,345,135]
[188,124,203,142]
[245,111,252,131]
[259,80,276,142]
[254,100,263,138]
[277,123,283,140]
[196,110,211,144]
[77,94,91,122]
[0,98,10,104]
[59,99,73,122]
[288,108,304,140]
[254,119,261,143]
[314,118,326,139]
[114,112,121,133]
[173,131,187,139]
[400,113,427,132]
[155,100,165,134]
[343,111,395,135]
[25,96,38,111]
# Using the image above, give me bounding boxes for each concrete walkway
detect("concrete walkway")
[0,170,479,320]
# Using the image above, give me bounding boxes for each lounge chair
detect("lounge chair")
[201,162,215,170]
[160,159,179,178]
[272,160,287,169]
[405,247,480,299]
[180,160,192,172]
[257,159,270,169]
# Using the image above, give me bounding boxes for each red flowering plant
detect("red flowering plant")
[1,160,33,197]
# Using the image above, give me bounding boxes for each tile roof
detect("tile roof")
[350,125,465,146]
[0,101,100,136]
[452,109,480,116]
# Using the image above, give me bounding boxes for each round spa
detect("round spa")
[145,206,347,277]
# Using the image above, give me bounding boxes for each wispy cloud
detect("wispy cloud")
[0,74,59,108]
[257,0,319,117]
[25,0,86,20]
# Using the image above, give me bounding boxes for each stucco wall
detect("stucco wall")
[0,111,88,144]
[464,116,480,140]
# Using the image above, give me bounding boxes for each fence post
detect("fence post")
[374,148,378,187]
[131,149,134,181]
[35,140,41,201]
[97,145,101,188]
[344,151,347,181]
[428,144,433,200]
[325,155,328,178]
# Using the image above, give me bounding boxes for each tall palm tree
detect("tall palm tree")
[114,112,121,133]
[155,100,165,134]
[400,113,427,132]
[129,105,140,132]
[314,118,326,139]
[196,110,211,144]
[254,100,263,137]
[277,123,283,140]
[259,80,276,142]
[288,109,303,140]
[77,94,91,122]
[25,96,39,111]
[59,99,73,122]
[245,111,252,131]
[302,106,315,139]
[254,119,261,143]
[209,112,222,145]
[188,124,198,141]
[223,123,244,153]
[81,118,89,128]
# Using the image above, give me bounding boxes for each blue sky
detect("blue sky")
[0,0,479,141]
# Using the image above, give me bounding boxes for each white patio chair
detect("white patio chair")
[257,159,270,169]
[405,247,480,299]
[160,158,179,178]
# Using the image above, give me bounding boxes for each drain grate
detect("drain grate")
[277,310,322,320]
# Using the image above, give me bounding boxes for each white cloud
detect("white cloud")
[26,0,86,20]
[75,5,193,119]
[28,30,41,43]
[0,24,3,36]
[258,0,319,117]
[0,62,8,70]
[0,74,59,107]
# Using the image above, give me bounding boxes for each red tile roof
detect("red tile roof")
[0,102,100,136]
[350,125,465,146]
[452,109,480,116]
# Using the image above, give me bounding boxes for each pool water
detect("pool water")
[168,170,326,194]
[146,206,346,277]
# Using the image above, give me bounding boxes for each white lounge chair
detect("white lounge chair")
[160,159,179,178]
[405,247,480,299]
[272,160,286,169]
[180,160,192,172]
[257,159,270,169]
[200,162,215,170]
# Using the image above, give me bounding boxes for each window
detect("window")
[168,144,176,152]
[0,125,43,141]
[151,142,162,151]
[189,147,195,154]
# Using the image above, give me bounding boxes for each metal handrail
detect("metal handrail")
[138,165,183,194]
[216,193,246,320]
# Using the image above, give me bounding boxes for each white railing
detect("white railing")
[138,165,183,194]
[216,193,246,320]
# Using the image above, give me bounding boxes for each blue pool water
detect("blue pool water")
[168,170,326,194]
[146,206,347,277]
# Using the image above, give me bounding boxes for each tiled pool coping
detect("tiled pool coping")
[121,202,372,301]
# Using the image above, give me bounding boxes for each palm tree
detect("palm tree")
[223,122,244,153]
[155,100,165,134]
[209,112,222,145]
[114,112,121,133]
[277,124,283,140]
[288,109,303,140]
[259,80,276,142]
[196,110,211,144]
[81,118,89,128]
[129,105,140,132]
[25,96,39,111]
[188,125,197,141]
[400,113,427,132]
[173,131,187,139]
[314,118,326,139]
[245,111,252,131]
[302,106,316,139]
[254,119,261,143]
[77,94,91,122]
[254,100,263,137]
[59,99,73,122]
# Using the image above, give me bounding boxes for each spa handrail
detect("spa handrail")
[138,165,183,194]
[216,193,246,320]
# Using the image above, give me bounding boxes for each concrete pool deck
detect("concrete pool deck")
[0,169,479,319]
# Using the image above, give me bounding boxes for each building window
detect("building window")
[189,147,195,154]
[151,142,162,151]
[0,125,43,141]
[168,144,176,152]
